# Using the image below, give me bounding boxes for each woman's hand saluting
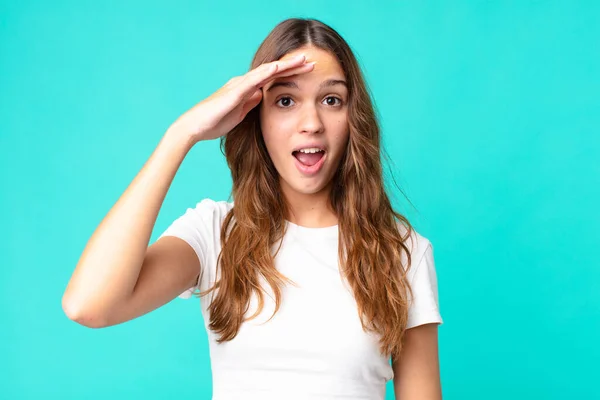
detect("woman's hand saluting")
[168,54,315,144]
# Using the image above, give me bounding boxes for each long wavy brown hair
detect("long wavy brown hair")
[196,18,416,360]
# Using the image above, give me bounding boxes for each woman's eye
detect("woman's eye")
[323,96,343,106]
[276,96,295,108]
[275,96,343,108]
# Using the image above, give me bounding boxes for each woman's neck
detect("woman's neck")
[281,181,338,228]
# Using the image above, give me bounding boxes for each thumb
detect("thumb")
[241,88,263,117]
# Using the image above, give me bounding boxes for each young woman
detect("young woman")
[63,18,443,400]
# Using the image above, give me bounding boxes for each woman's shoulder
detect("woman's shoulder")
[193,197,234,209]
[189,198,234,218]
[161,198,234,235]
[396,220,433,263]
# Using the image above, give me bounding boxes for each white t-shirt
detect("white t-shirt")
[159,199,443,400]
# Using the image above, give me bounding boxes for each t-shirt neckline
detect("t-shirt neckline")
[284,220,339,238]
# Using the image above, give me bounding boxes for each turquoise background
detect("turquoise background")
[1,1,598,398]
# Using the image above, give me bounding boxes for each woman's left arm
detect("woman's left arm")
[392,323,442,399]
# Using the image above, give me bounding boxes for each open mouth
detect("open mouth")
[292,150,325,166]
[292,148,327,175]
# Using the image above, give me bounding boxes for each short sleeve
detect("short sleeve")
[157,198,230,299]
[406,241,443,329]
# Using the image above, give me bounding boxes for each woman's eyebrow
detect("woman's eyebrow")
[265,79,347,93]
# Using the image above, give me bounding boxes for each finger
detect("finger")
[236,57,315,103]
[237,65,313,104]
[270,61,316,80]
[254,62,316,93]
[241,88,263,116]
[247,61,315,98]
[244,54,309,88]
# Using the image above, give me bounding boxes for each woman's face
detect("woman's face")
[260,46,350,197]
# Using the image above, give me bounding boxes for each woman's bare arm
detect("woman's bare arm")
[392,323,442,399]
[61,130,197,328]
[61,55,315,328]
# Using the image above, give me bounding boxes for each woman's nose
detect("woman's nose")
[297,104,325,134]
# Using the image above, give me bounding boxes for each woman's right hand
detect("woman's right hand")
[167,54,315,143]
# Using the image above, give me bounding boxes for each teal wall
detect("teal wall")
[1,1,598,398]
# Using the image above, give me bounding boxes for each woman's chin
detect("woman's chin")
[280,175,333,196]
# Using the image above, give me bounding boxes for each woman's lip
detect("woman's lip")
[292,151,327,176]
